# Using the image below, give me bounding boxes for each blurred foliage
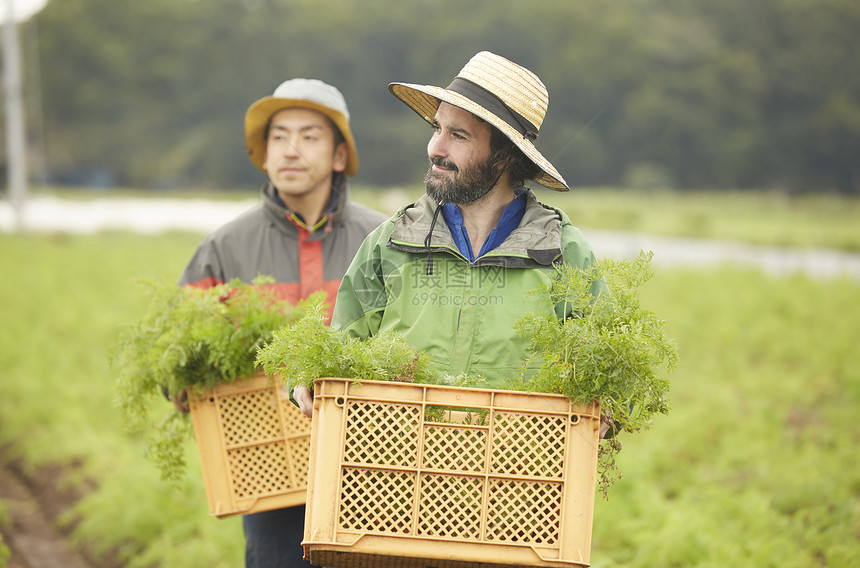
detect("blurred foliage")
[11,0,860,193]
[0,230,248,567]
[509,252,677,496]
[111,277,308,483]
[592,266,860,567]
[255,294,443,387]
[0,533,8,568]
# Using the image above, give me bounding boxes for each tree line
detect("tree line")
[7,0,860,193]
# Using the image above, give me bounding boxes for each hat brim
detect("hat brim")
[389,82,569,191]
[244,97,359,176]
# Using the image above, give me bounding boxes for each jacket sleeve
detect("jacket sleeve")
[178,234,227,288]
[551,224,605,319]
[330,224,392,339]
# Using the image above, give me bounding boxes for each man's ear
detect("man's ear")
[332,142,349,173]
[495,150,513,174]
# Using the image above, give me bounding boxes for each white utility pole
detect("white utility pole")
[3,0,28,232]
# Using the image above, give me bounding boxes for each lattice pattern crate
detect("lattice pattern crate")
[303,379,600,568]
[189,374,311,518]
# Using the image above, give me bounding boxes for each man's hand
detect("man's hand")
[294,385,314,418]
[170,389,190,413]
[599,413,614,440]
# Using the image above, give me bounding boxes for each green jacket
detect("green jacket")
[331,191,601,388]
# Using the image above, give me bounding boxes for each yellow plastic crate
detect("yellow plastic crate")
[303,378,600,568]
[189,374,311,518]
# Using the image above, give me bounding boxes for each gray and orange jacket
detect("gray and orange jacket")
[178,176,387,318]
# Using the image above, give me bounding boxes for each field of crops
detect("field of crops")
[1,189,859,567]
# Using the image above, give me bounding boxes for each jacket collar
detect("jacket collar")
[389,190,564,265]
[261,174,349,235]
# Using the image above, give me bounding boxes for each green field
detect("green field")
[1,190,859,567]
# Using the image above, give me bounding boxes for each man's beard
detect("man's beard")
[424,155,500,205]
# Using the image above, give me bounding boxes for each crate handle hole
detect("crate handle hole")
[571,415,579,424]
[336,397,345,406]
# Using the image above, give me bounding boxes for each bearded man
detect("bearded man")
[293,52,603,421]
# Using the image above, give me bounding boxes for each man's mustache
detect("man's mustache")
[429,156,458,172]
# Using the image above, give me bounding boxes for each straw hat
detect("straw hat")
[389,51,568,190]
[244,78,359,176]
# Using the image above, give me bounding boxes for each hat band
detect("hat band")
[446,77,539,141]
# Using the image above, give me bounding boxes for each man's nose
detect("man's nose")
[283,136,301,157]
[427,132,446,159]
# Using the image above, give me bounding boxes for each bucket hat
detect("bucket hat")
[389,51,568,190]
[245,78,359,176]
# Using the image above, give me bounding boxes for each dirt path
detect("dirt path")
[0,448,97,568]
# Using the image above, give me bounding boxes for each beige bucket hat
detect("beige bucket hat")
[244,78,359,176]
[389,51,568,190]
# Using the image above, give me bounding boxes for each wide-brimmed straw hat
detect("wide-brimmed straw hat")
[244,78,359,176]
[388,51,568,190]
